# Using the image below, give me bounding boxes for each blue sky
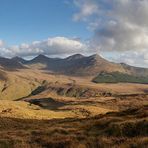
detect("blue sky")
[0,0,90,45]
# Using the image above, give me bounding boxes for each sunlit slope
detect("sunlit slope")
[0,100,112,119]
[0,70,40,100]
[0,67,148,101]
[0,100,75,119]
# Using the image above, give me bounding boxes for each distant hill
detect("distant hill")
[23,54,148,77]
[0,57,25,69]
[11,56,27,64]
[93,72,148,84]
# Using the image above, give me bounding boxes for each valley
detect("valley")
[1,1,148,147]
[0,54,147,147]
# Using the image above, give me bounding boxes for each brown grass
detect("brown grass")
[0,68,148,101]
[0,69,147,147]
[0,105,147,148]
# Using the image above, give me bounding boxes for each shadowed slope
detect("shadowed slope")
[0,57,26,70]
[25,54,148,76]
[11,56,27,64]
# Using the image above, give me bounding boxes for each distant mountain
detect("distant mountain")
[24,54,148,77]
[0,57,25,69]
[11,56,27,64]
[120,63,148,77]
[65,54,85,61]
[0,54,147,77]
[25,54,61,70]
[29,54,51,63]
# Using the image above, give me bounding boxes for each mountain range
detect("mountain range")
[1,53,147,77]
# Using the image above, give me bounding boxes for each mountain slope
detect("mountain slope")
[25,54,125,75]
[11,56,27,64]
[121,63,148,76]
[0,57,25,69]
[25,54,148,77]
[93,72,148,84]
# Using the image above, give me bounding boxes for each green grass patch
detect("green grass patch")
[92,72,148,84]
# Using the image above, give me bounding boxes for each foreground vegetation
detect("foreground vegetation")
[0,105,147,148]
[0,69,147,148]
[93,72,148,84]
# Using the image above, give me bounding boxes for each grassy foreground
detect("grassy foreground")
[0,105,147,148]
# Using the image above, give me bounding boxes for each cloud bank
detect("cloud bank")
[0,37,87,57]
[73,0,148,67]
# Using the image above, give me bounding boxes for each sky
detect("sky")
[0,0,89,45]
[0,0,148,68]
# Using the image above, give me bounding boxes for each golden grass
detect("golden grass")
[60,104,114,117]
[0,67,147,147]
[0,100,114,119]
[0,105,147,148]
[0,68,148,101]
[0,100,76,119]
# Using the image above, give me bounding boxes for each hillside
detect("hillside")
[25,54,126,76]
[0,105,147,147]
[11,56,27,64]
[0,67,148,100]
[0,54,146,148]
[93,72,148,84]
[18,54,148,77]
[0,57,25,69]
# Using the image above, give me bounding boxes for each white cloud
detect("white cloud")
[0,40,5,47]
[108,49,148,68]
[74,0,148,51]
[0,37,88,57]
[73,0,99,21]
[73,0,148,67]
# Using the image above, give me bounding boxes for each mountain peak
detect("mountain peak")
[12,56,19,59]
[11,56,26,63]
[12,56,23,60]
[37,54,47,58]
[66,54,85,60]
[88,54,105,62]
[90,54,102,59]
[30,54,50,64]
[35,54,49,60]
